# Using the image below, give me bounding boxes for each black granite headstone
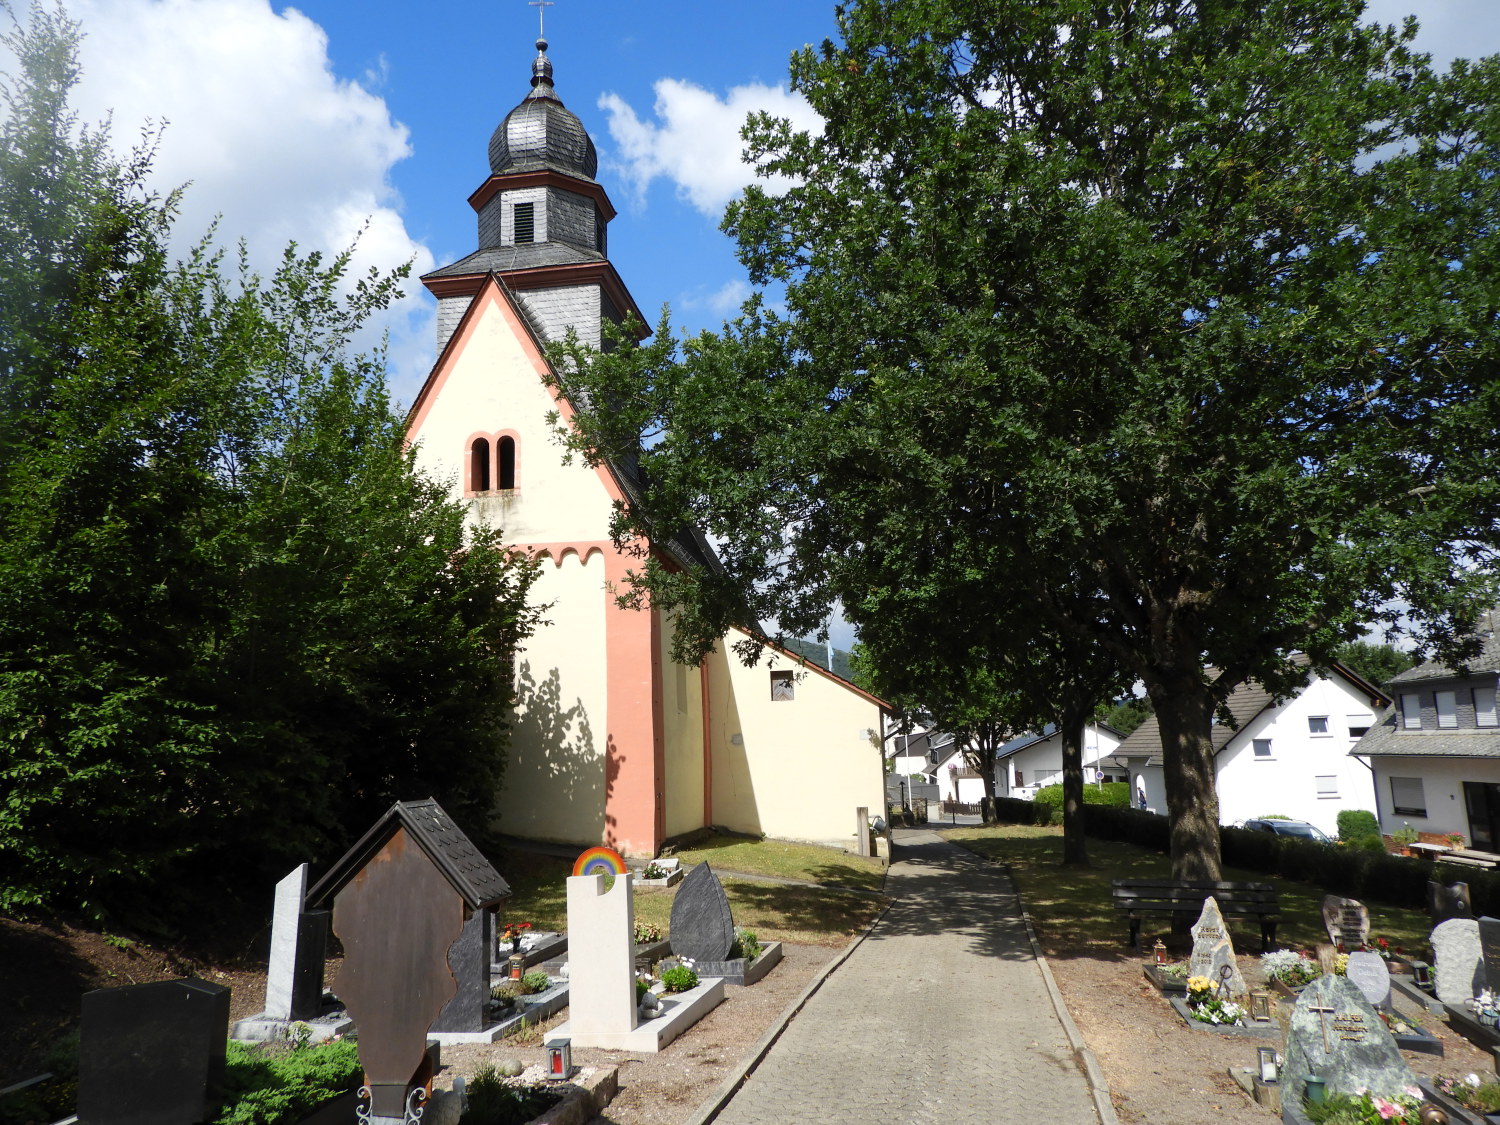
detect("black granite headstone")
[290,908,330,1020]
[1429,880,1473,926]
[77,977,231,1125]
[431,908,493,1032]
[1283,975,1414,1111]
[1478,916,1500,995]
[669,862,736,963]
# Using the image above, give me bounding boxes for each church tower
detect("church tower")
[421,36,641,354]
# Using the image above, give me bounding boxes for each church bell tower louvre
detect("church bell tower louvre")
[421,35,644,356]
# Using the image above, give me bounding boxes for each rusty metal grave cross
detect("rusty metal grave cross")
[1307,1000,1337,1054]
[1215,964,1235,1001]
[529,0,553,36]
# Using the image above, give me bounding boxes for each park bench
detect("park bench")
[1111,879,1281,952]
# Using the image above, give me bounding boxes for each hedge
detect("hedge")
[1033,782,1132,809]
[989,798,1500,913]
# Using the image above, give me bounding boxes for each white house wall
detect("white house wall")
[1003,726,1125,797]
[1370,757,1500,840]
[1214,674,1377,835]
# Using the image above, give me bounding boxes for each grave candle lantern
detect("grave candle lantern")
[508,953,526,981]
[1412,961,1432,990]
[1256,1046,1278,1084]
[546,1038,573,1080]
[1152,939,1167,965]
[1249,991,1271,1021]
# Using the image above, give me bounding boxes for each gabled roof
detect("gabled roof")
[1351,717,1500,759]
[1115,655,1390,763]
[1388,612,1500,684]
[994,726,1057,761]
[306,798,511,911]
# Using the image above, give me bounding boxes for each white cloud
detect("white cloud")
[58,0,436,402]
[679,278,751,317]
[598,78,822,218]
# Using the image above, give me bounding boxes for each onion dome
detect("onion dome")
[488,38,598,180]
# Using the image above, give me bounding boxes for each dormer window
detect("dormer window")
[514,202,535,244]
[1436,690,1458,729]
[1400,692,1421,730]
[1475,686,1497,728]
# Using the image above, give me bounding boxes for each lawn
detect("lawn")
[667,835,888,893]
[944,824,1433,960]
[492,841,888,948]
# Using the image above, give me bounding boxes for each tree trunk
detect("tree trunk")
[1060,710,1088,866]
[1152,681,1222,880]
[981,751,998,823]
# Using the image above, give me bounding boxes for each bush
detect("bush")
[214,1039,362,1125]
[1337,809,1381,843]
[1033,782,1131,808]
[1221,825,1280,873]
[660,965,699,993]
[520,971,550,995]
[729,927,762,961]
[461,1064,560,1125]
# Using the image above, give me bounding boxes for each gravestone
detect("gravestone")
[1188,897,1246,997]
[431,908,493,1033]
[1432,916,1485,1005]
[670,862,736,963]
[306,798,510,1125]
[1478,916,1500,996]
[264,863,330,1022]
[1344,950,1392,1009]
[566,871,639,1042]
[1321,895,1370,949]
[1428,880,1473,926]
[77,977,230,1125]
[1283,974,1414,1110]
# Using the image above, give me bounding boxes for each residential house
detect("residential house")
[1115,656,1388,835]
[1352,616,1500,847]
[998,723,1127,798]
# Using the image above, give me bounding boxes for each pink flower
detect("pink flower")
[1373,1098,1400,1119]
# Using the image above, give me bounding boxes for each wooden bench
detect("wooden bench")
[1111,879,1281,952]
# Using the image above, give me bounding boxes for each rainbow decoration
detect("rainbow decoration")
[572,846,628,878]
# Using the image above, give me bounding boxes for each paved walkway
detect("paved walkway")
[709,829,1103,1125]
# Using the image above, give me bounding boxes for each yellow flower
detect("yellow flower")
[1187,975,1212,991]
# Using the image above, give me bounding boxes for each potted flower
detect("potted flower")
[1468,989,1500,1028]
[501,920,532,953]
[1260,949,1321,999]
[1302,1086,1430,1124]
[1184,976,1247,1026]
[1433,1073,1500,1123]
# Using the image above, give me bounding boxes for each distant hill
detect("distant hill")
[781,637,856,682]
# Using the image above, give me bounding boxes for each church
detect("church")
[404,36,888,858]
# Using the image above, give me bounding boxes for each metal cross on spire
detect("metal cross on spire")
[528,0,554,38]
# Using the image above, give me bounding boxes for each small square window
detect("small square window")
[1316,775,1338,797]
[1436,690,1458,729]
[1348,725,1369,739]
[1253,739,1272,758]
[1476,686,1498,728]
[770,669,794,701]
[1308,716,1329,735]
[1391,775,1426,817]
[1400,692,1422,730]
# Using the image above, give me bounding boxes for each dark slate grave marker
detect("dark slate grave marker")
[1478,915,1500,996]
[670,862,735,963]
[1321,894,1370,949]
[77,977,230,1125]
[1283,974,1414,1111]
[1429,880,1472,926]
[431,908,493,1033]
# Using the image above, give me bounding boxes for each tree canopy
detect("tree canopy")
[0,6,540,919]
[549,0,1500,878]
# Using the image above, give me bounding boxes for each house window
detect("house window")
[469,436,491,492]
[1391,776,1427,817]
[1348,725,1369,739]
[1316,775,1338,798]
[1400,692,1422,730]
[1308,716,1330,735]
[928,749,939,763]
[770,669,794,701]
[1436,690,1458,729]
[1253,739,1272,758]
[514,201,535,244]
[1014,770,1024,786]
[1476,686,1498,728]
[498,436,517,489]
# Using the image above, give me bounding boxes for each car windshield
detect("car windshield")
[1276,823,1326,841]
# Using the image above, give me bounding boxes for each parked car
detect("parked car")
[1242,818,1333,844]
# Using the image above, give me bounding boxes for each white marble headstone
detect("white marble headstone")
[1433,916,1485,1006]
[565,873,639,1041]
[1344,950,1391,1009]
[263,863,308,1020]
[1189,897,1246,997]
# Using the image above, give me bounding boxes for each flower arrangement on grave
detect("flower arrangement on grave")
[661,962,700,994]
[1466,988,1500,1027]
[1370,937,1404,962]
[633,920,663,945]
[1184,975,1247,1026]
[642,861,671,880]
[1436,1073,1500,1114]
[1333,952,1350,976]
[1304,1086,1428,1125]
[501,920,532,948]
[729,927,762,962]
[1261,949,1322,987]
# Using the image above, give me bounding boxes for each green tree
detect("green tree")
[547,1,1500,880]
[0,5,540,918]
[1332,641,1419,688]
[1097,696,1152,738]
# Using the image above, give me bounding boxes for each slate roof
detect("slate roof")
[1387,611,1500,684]
[424,243,604,280]
[487,42,598,181]
[1115,656,1387,767]
[1351,716,1500,759]
[994,726,1057,761]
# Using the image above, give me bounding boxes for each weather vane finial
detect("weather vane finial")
[528,0,554,39]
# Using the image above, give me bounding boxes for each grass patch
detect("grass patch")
[668,836,887,893]
[492,845,886,949]
[945,824,1432,959]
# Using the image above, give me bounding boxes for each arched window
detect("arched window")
[498,436,517,490]
[470,437,491,492]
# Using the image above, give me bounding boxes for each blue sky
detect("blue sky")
[27,1,1500,651]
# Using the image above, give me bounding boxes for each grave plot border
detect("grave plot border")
[1444,1002,1500,1053]
[1167,995,1278,1038]
[430,980,571,1046]
[1142,965,1188,995]
[1419,1080,1500,1125]
[689,942,783,987]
